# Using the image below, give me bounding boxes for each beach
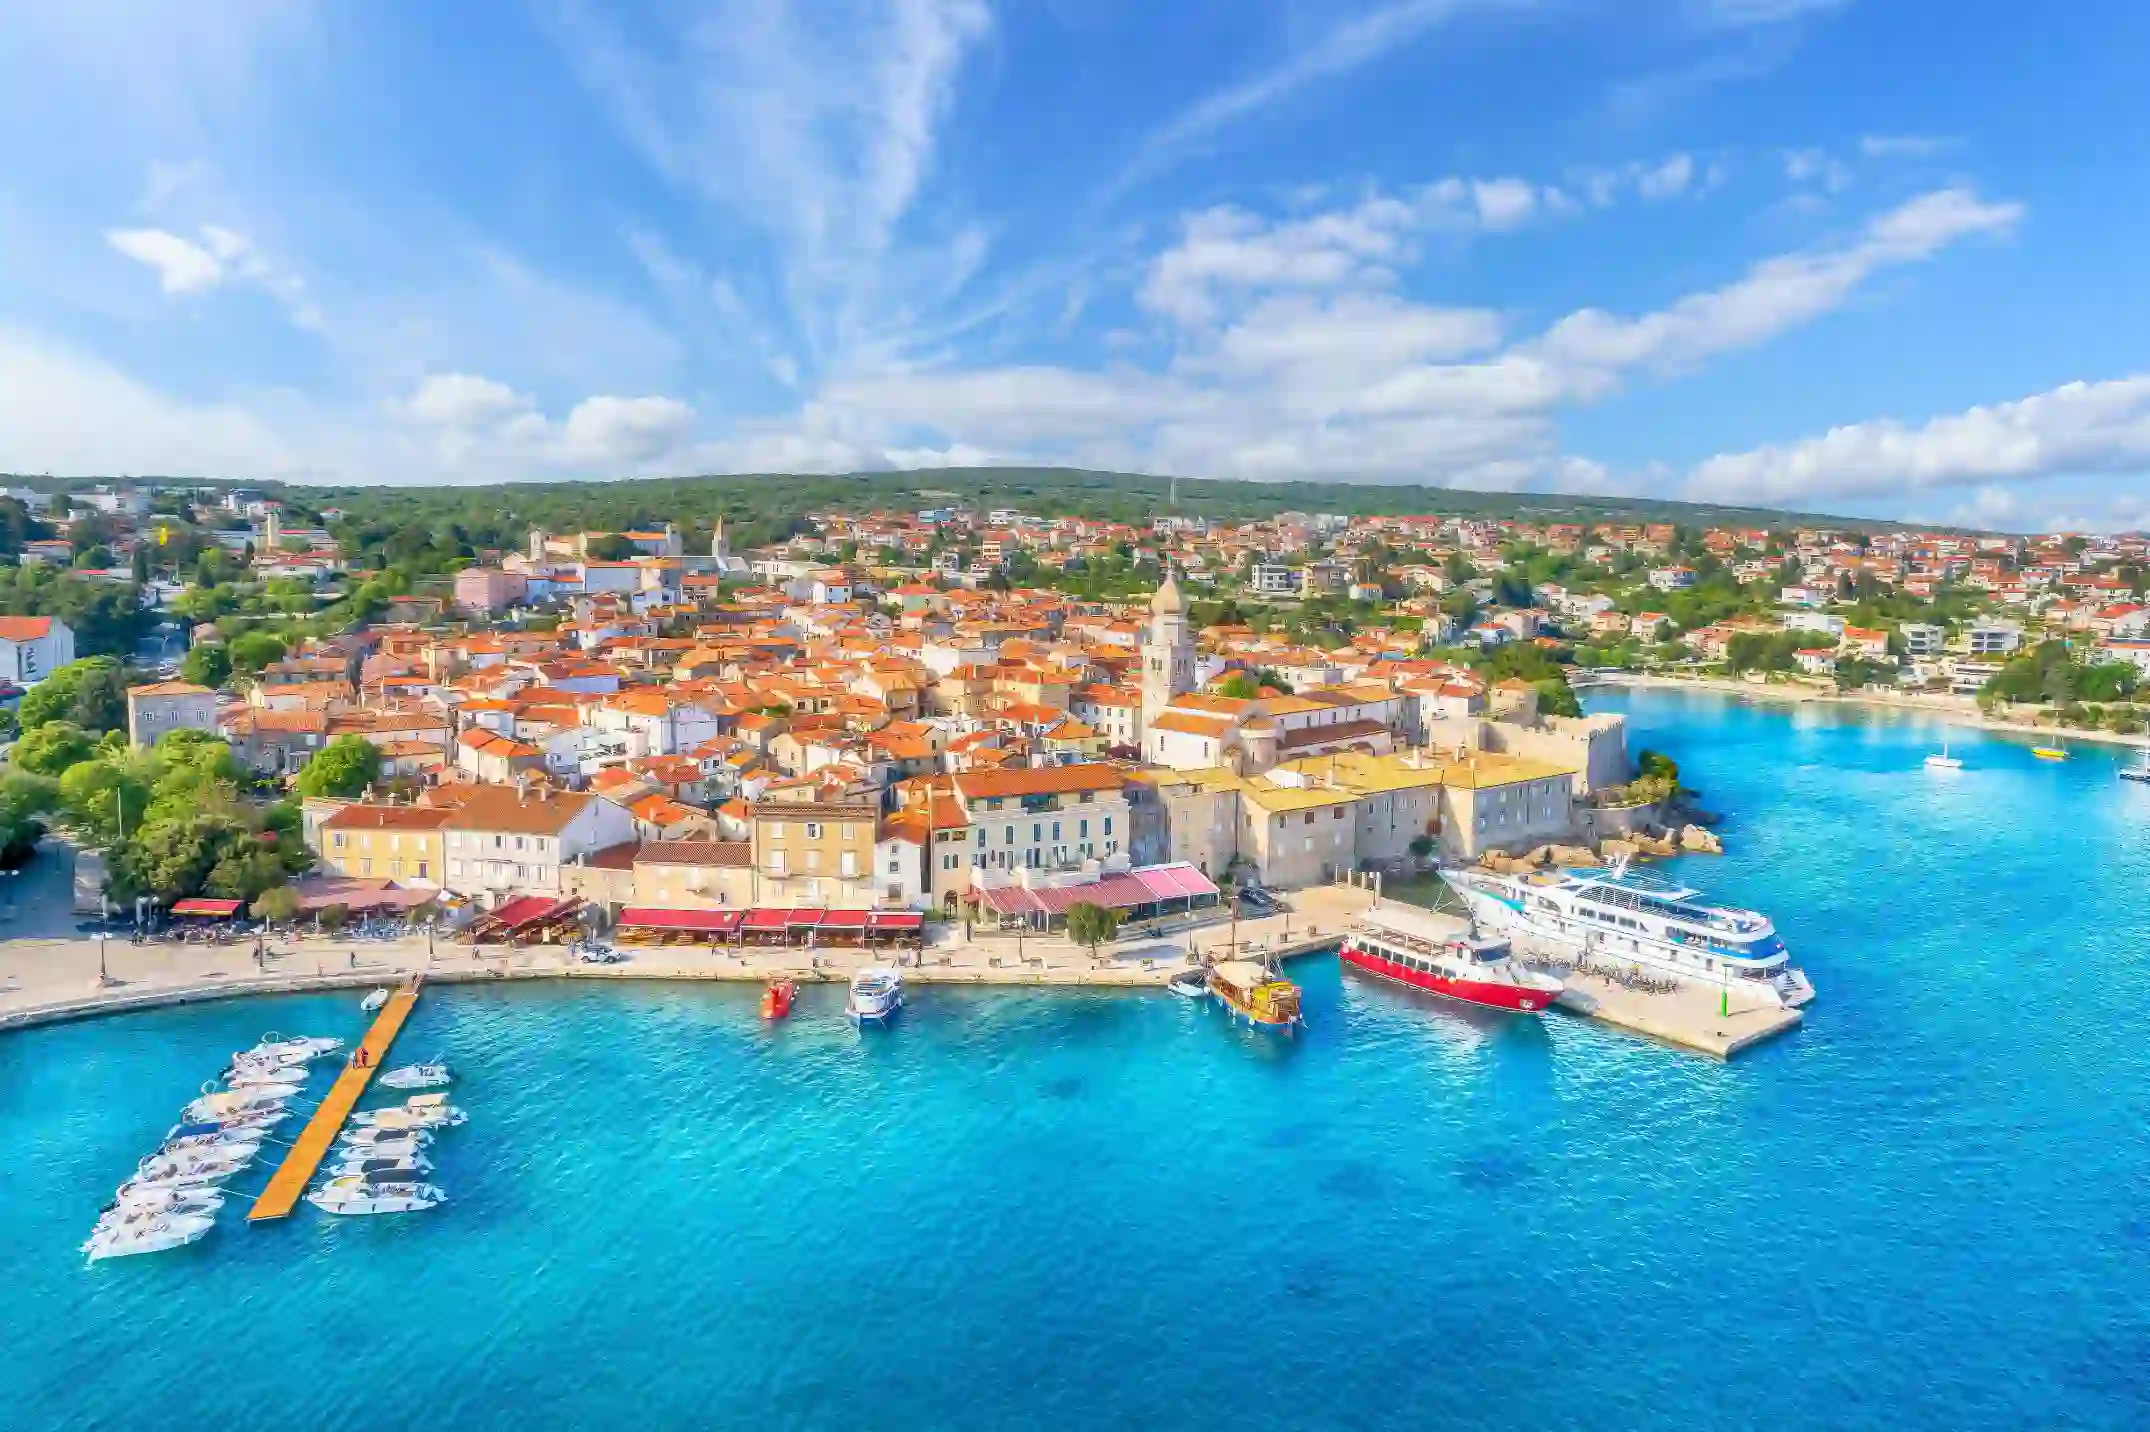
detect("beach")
[1584,670,2150,750]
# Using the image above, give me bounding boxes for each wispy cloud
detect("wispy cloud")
[1858,133,1956,159]
[106,222,322,328]
[544,0,992,376]
[1102,0,1525,203]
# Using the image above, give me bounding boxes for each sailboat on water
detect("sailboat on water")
[1923,735,1962,770]
[2121,748,2150,784]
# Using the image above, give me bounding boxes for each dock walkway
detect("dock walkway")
[247,976,422,1222]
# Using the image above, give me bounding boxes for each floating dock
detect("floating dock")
[247,976,422,1222]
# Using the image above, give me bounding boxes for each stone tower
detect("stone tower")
[1141,568,1195,734]
[711,517,728,563]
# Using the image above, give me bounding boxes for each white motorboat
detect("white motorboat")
[226,1064,309,1090]
[307,1176,445,1215]
[174,1106,289,1136]
[183,1085,299,1122]
[137,1147,255,1185]
[377,1060,451,1091]
[846,966,904,1022]
[157,1134,262,1165]
[350,1094,464,1131]
[1166,968,1210,999]
[161,1120,268,1152]
[246,1034,343,1063]
[83,1212,215,1260]
[359,988,391,1013]
[103,1185,224,1220]
[337,1126,433,1154]
[328,1153,435,1179]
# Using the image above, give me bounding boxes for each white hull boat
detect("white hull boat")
[137,1149,255,1185]
[1166,968,1210,999]
[338,1127,432,1154]
[184,1087,299,1122]
[307,1177,445,1215]
[246,1034,343,1063]
[359,988,391,1013]
[377,1061,451,1091]
[328,1154,435,1179]
[83,1213,215,1260]
[846,967,904,1022]
[103,1186,224,1220]
[1441,856,1816,1009]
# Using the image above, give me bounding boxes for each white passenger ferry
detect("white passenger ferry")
[1440,858,1815,1008]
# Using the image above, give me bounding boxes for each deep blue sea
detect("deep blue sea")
[5,689,2149,1431]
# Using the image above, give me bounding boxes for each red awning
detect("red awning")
[741,908,790,931]
[618,907,742,933]
[171,897,243,917]
[485,894,555,928]
[786,908,825,927]
[868,911,923,930]
[819,909,869,929]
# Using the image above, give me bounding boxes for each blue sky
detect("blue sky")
[1,0,2146,528]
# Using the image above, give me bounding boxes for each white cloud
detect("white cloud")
[107,227,224,294]
[1529,188,2020,381]
[1636,153,1695,200]
[546,0,991,375]
[106,221,320,327]
[557,395,698,465]
[1106,0,1520,200]
[1138,175,1581,328]
[392,373,699,472]
[1858,134,1953,159]
[1783,147,1852,193]
[404,373,529,428]
[1687,375,2150,507]
[1688,0,1848,26]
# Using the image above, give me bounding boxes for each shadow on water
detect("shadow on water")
[1454,1148,1534,1192]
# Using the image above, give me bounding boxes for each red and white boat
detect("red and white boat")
[1339,904,1564,1014]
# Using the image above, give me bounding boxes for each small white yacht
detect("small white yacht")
[337,1126,433,1154]
[104,1185,224,1219]
[328,1153,435,1179]
[183,1086,298,1123]
[246,1034,343,1063]
[350,1094,465,1131]
[226,1064,309,1090]
[83,1212,215,1260]
[846,966,904,1022]
[359,988,391,1013]
[136,1146,256,1185]
[307,1176,445,1216]
[377,1060,452,1091]
[1923,737,1962,770]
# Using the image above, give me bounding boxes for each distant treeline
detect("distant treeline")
[2,467,1935,542]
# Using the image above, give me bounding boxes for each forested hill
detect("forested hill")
[7,466,1922,550]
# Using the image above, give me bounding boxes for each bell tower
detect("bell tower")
[1141,568,1195,734]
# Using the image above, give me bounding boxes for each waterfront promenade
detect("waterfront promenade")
[0,884,1381,1032]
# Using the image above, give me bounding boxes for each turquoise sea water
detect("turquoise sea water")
[5,689,2150,1430]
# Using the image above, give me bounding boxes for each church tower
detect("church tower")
[1141,568,1195,734]
[711,517,728,564]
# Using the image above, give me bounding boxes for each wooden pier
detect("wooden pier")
[247,976,422,1222]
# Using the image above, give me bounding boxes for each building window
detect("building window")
[806,822,822,839]
[1102,816,1113,835]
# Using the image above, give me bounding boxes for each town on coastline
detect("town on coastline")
[3,476,2144,1050]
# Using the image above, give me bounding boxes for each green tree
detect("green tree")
[179,643,232,688]
[226,631,288,674]
[0,773,59,869]
[1064,901,1121,957]
[1214,670,1260,700]
[57,755,154,847]
[17,656,125,732]
[584,533,637,560]
[112,812,252,902]
[251,885,302,922]
[294,736,382,799]
[11,720,96,777]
